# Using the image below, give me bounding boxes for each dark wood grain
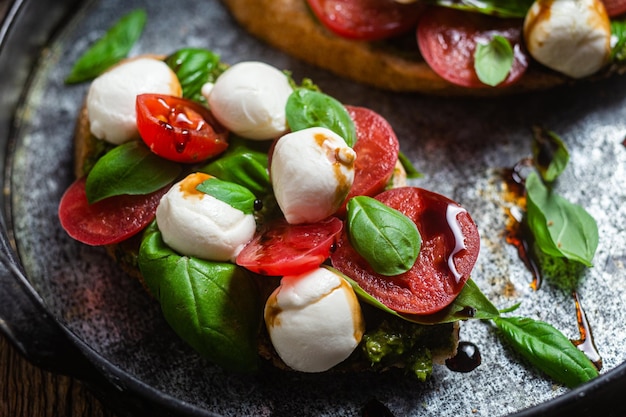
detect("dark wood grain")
[0,333,117,417]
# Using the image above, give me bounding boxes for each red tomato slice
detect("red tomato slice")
[331,187,480,315]
[602,0,626,16]
[236,217,343,276]
[340,105,399,212]
[59,177,168,246]
[417,7,529,88]
[136,94,229,163]
[306,0,426,41]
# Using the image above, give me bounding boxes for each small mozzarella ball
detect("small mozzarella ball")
[156,173,256,262]
[271,127,356,224]
[523,0,611,78]
[205,61,293,140]
[86,57,182,144]
[265,267,365,373]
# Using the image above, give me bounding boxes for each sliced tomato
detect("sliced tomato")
[236,217,343,276]
[59,177,169,246]
[136,94,229,163]
[331,187,480,315]
[417,7,529,88]
[602,0,626,16]
[306,0,426,41]
[340,106,399,212]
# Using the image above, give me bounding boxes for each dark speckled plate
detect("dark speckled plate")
[2,0,626,416]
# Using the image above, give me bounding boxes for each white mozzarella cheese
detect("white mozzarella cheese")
[264,267,365,373]
[86,57,182,145]
[205,61,293,140]
[271,127,356,224]
[523,0,611,78]
[155,173,256,262]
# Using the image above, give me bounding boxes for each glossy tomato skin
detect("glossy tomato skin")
[417,7,529,88]
[136,94,229,163]
[340,106,399,212]
[236,216,343,276]
[331,187,480,315]
[58,177,169,246]
[602,0,626,16]
[306,0,426,41]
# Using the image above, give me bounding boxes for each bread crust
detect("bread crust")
[220,0,625,95]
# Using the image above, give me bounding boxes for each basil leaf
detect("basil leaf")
[525,172,599,266]
[286,88,357,147]
[65,9,147,84]
[474,35,514,87]
[346,196,421,276]
[165,48,227,103]
[138,222,262,372]
[432,0,533,18]
[611,19,626,62]
[199,138,271,198]
[196,177,257,215]
[531,126,569,183]
[398,151,423,179]
[494,316,599,388]
[85,141,181,203]
[338,266,500,324]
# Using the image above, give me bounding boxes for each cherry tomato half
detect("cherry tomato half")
[417,7,529,88]
[236,216,343,276]
[136,94,229,163]
[602,0,626,16]
[331,187,480,315]
[339,106,399,213]
[306,0,426,41]
[59,177,169,246]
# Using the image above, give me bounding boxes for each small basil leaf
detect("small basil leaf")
[138,222,262,372]
[525,172,598,266]
[196,177,256,215]
[65,9,147,84]
[286,88,357,147]
[165,48,227,104]
[474,35,514,87]
[531,126,570,183]
[398,151,423,179]
[199,138,271,198]
[85,141,181,203]
[346,196,421,276]
[494,316,599,388]
[337,266,499,325]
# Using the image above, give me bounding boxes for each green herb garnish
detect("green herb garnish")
[525,172,599,266]
[346,196,421,276]
[196,177,257,215]
[474,35,514,87]
[494,316,599,388]
[286,88,357,147]
[85,141,181,203]
[66,9,147,84]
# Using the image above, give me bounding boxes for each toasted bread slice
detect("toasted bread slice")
[221,0,626,95]
[72,80,460,376]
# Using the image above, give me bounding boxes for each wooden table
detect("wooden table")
[0,333,117,417]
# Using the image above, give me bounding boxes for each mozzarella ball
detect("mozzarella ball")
[271,127,356,224]
[205,61,293,140]
[265,267,365,373]
[155,173,256,262]
[523,0,611,78]
[86,57,182,145]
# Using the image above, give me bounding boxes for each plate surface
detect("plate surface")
[7,0,626,416]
